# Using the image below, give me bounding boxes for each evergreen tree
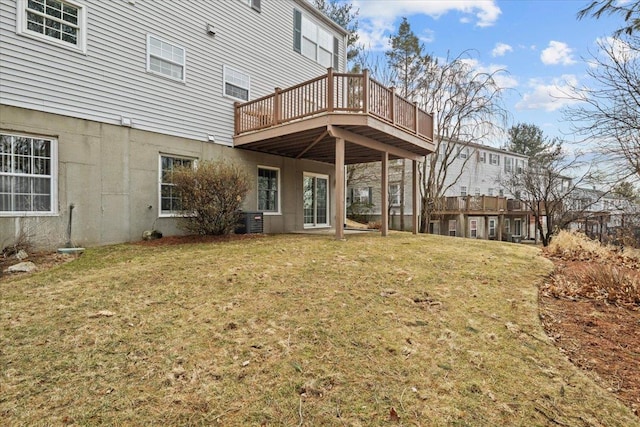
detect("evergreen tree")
[506,123,548,159]
[385,17,425,99]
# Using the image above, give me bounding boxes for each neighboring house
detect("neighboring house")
[566,188,640,242]
[347,140,530,241]
[0,0,434,249]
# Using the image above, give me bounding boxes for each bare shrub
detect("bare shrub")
[577,265,640,307]
[1,223,33,258]
[171,160,251,235]
[547,230,611,260]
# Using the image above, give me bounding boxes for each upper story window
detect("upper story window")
[479,151,486,163]
[489,153,500,166]
[17,0,87,53]
[159,155,194,216]
[460,186,467,197]
[516,159,525,173]
[293,9,339,69]
[458,147,468,160]
[246,0,261,12]
[0,133,57,216]
[504,157,513,173]
[223,66,250,101]
[147,35,186,82]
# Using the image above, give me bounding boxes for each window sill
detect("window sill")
[0,211,59,217]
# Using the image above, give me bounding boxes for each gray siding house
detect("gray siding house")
[347,141,530,241]
[0,0,434,249]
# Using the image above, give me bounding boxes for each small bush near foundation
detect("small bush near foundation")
[172,160,250,235]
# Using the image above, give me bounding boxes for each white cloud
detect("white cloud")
[515,75,583,112]
[460,58,519,90]
[540,41,576,65]
[354,0,501,51]
[596,36,640,63]
[491,42,513,57]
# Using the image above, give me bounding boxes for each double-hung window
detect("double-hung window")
[293,9,339,69]
[0,133,57,215]
[18,0,86,52]
[147,35,186,82]
[489,153,500,166]
[223,66,250,101]
[257,166,279,214]
[504,157,513,173]
[389,183,401,206]
[159,155,193,216]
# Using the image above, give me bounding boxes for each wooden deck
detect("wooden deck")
[233,69,434,164]
[433,196,528,215]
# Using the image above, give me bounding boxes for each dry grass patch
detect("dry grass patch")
[1,233,638,426]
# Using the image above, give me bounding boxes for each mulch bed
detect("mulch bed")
[539,256,640,417]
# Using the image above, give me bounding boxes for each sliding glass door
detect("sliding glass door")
[303,173,329,227]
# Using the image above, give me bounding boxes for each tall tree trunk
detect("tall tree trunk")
[400,159,406,230]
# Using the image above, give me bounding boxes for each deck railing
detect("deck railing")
[235,68,434,141]
[434,196,527,213]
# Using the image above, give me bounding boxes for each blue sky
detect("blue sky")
[351,0,623,146]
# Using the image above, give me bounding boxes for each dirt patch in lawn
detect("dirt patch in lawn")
[539,232,640,417]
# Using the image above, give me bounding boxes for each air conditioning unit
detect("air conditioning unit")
[235,211,263,234]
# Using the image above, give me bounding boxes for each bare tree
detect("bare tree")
[501,140,600,246]
[563,35,640,180]
[578,0,640,36]
[417,51,509,232]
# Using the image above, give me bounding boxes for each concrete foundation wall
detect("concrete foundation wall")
[1,106,334,250]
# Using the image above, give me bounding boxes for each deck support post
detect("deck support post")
[485,216,490,240]
[335,137,345,240]
[381,151,389,237]
[412,159,419,234]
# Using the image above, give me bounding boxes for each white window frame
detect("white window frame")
[514,219,522,237]
[294,9,338,69]
[460,186,467,197]
[389,183,401,206]
[504,157,513,173]
[303,172,330,228]
[0,133,58,217]
[470,219,478,238]
[488,219,496,237]
[489,153,500,166]
[458,147,468,159]
[257,166,280,215]
[223,65,251,102]
[16,0,87,53]
[246,0,261,12]
[488,188,494,196]
[479,151,486,163]
[146,34,186,82]
[448,219,456,237]
[158,154,195,217]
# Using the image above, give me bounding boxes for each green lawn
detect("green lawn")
[1,233,637,426]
